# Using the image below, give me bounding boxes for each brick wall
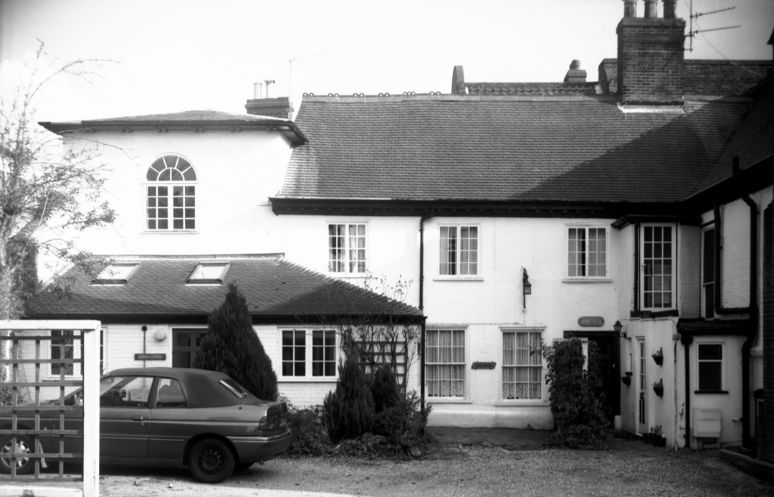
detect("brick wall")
[616,17,685,105]
[761,202,774,462]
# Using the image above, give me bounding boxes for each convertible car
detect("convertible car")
[0,367,290,483]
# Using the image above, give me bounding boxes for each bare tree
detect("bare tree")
[0,43,115,319]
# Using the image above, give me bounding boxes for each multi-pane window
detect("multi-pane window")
[328,224,366,273]
[50,330,77,377]
[146,155,196,230]
[439,226,478,276]
[642,225,673,309]
[698,343,723,391]
[502,330,542,400]
[425,329,465,397]
[281,329,336,378]
[568,227,606,277]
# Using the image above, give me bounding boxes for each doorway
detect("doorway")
[563,330,621,420]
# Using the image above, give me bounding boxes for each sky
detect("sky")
[1,0,772,121]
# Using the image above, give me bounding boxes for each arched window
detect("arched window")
[146,155,197,230]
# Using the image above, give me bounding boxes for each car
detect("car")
[0,367,290,483]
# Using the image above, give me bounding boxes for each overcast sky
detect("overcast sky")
[1,0,772,121]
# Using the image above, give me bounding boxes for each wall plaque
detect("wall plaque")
[134,353,166,361]
[578,316,604,327]
[471,361,496,370]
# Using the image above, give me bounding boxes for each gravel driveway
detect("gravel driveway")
[94,438,773,497]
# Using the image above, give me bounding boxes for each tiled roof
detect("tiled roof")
[27,257,422,323]
[463,82,597,96]
[695,72,774,193]
[279,94,751,204]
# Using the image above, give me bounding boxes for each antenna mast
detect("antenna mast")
[687,1,740,52]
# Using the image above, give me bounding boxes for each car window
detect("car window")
[155,378,187,408]
[100,376,153,408]
[219,378,249,399]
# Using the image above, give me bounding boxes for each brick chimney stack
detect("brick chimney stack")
[617,0,686,105]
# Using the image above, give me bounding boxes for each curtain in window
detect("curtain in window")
[426,330,465,397]
[502,331,542,399]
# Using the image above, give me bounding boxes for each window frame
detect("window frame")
[501,327,544,402]
[327,222,368,275]
[696,342,725,393]
[145,154,198,232]
[48,330,81,379]
[425,328,467,401]
[566,225,608,279]
[702,227,716,318]
[640,223,676,311]
[186,262,230,285]
[279,328,338,381]
[438,224,480,279]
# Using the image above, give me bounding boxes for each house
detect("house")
[24,0,773,462]
[26,108,423,405]
[269,0,773,456]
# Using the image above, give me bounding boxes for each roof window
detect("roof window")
[93,263,139,284]
[187,262,230,284]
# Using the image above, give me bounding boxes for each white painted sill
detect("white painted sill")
[562,278,613,284]
[426,398,472,405]
[278,377,338,383]
[433,276,484,282]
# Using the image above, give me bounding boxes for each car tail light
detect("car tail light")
[258,402,289,434]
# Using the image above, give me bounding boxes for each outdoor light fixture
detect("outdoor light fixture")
[522,268,532,309]
[614,320,625,338]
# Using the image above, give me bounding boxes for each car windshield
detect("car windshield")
[219,379,249,399]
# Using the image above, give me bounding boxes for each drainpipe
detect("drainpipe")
[681,333,693,448]
[419,216,428,413]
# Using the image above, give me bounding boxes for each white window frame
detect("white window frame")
[438,224,480,278]
[279,328,338,381]
[327,223,367,274]
[425,327,467,400]
[145,154,197,232]
[187,262,230,285]
[93,263,139,285]
[48,329,82,379]
[566,225,608,279]
[696,342,724,392]
[501,327,544,402]
[640,223,676,310]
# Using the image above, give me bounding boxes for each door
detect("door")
[563,331,620,419]
[172,329,207,368]
[636,338,648,434]
[99,375,153,459]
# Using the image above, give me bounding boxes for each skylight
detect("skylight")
[187,262,230,284]
[93,263,138,284]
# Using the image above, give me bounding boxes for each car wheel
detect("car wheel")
[188,438,235,483]
[0,435,34,474]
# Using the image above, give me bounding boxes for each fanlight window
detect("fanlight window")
[146,155,197,230]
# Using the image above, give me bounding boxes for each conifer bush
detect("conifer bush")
[321,352,375,444]
[544,338,608,449]
[195,283,278,400]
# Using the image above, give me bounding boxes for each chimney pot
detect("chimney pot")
[623,0,637,18]
[644,0,658,18]
[663,0,677,19]
[564,60,587,83]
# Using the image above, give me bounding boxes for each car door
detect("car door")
[147,377,192,461]
[99,375,153,459]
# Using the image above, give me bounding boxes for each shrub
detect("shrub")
[195,283,278,400]
[544,339,608,449]
[286,407,332,457]
[322,353,375,444]
[372,390,430,450]
[371,364,401,413]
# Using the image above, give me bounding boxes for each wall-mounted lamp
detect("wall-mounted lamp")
[614,320,625,338]
[522,268,532,309]
[153,329,168,341]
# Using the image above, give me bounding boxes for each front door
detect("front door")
[563,330,620,420]
[172,329,207,368]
